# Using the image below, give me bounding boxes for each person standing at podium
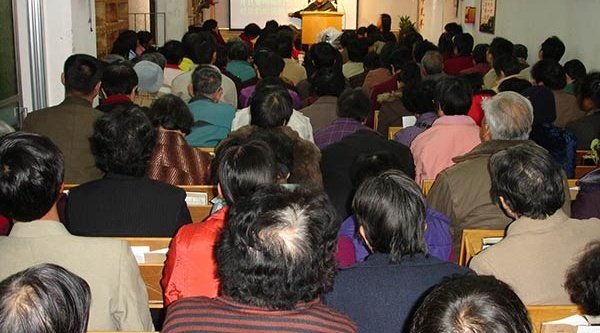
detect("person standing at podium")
[288,0,336,18]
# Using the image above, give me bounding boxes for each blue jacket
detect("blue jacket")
[186,98,235,147]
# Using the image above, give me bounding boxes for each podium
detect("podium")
[300,11,344,45]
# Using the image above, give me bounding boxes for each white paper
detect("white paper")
[130,246,150,264]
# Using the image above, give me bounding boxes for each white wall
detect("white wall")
[155,0,187,42]
[357,0,417,29]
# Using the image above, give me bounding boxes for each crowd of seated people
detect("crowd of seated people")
[1,16,600,333]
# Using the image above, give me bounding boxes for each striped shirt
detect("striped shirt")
[162,296,357,333]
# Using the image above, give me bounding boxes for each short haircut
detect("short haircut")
[482,91,533,140]
[253,50,285,78]
[216,185,339,310]
[137,30,153,46]
[250,84,293,128]
[399,61,422,89]
[350,151,405,188]
[462,72,484,93]
[336,88,371,121]
[275,29,294,58]
[183,31,216,65]
[215,140,278,205]
[110,30,137,58]
[578,72,600,108]
[0,263,90,333]
[0,132,64,221]
[139,52,167,70]
[489,143,565,219]
[493,55,522,77]
[401,31,423,52]
[63,54,103,95]
[191,65,222,96]
[101,63,138,96]
[247,129,293,182]
[380,13,392,32]
[410,275,532,333]
[437,33,454,57]
[453,33,474,56]
[148,94,194,134]
[564,59,587,83]
[386,47,412,72]
[402,80,437,115]
[90,106,157,177]
[444,22,463,36]
[565,241,600,316]
[513,44,528,60]
[421,50,443,75]
[541,36,566,62]
[243,23,261,38]
[346,37,369,62]
[435,76,473,116]
[227,40,249,61]
[312,67,346,97]
[531,59,567,90]
[202,19,218,31]
[160,40,185,65]
[489,37,514,62]
[309,42,340,69]
[498,77,532,94]
[413,40,438,63]
[353,170,428,262]
[472,43,489,64]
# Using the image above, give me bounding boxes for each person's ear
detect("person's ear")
[358,225,373,252]
[499,196,519,219]
[93,81,102,97]
[188,83,194,98]
[61,72,66,86]
[217,183,223,198]
[100,87,107,99]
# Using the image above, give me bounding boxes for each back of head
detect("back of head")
[90,106,156,177]
[148,94,193,134]
[531,59,567,90]
[202,19,218,31]
[565,241,600,316]
[435,76,473,116]
[461,72,484,93]
[0,132,64,221]
[421,50,443,75]
[346,37,369,62]
[437,33,454,57]
[183,31,217,65]
[138,51,167,70]
[191,65,222,97]
[110,30,137,58]
[243,23,262,38]
[380,13,392,32]
[350,151,404,189]
[247,129,293,182]
[254,50,285,78]
[63,54,103,95]
[160,40,185,65]
[402,80,437,115]
[216,185,339,309]
[513,44,528,61]
[101,63,138,96]
[489,37,514,62]
[250,84,293,128]
[444,22,463,37]
[578,72,600,110]
[227,40,249,61]
[413,40,438,63]
[352,170,427,262]
[275,29,294,58]
[410,275,532,333]
[454,33,474,56]
[472,43,489,64]
[309,42,340,69]
[489,143,565,219]
[0,263,90,333]
[401,31,423,52]
[482,91,533,140]
[137,31,153,47]
[363,52,382,71]
[493,55,522,78]
[133,60,163,93]
[312,67,345,97]
[498,77,532,94]
[400,61,422,89]
[564,59,586,83]
[386,46,412,72]
[541,36,566,62]
[522,86,557,125]
[337,87,371,121]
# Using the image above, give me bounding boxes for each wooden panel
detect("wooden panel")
[528,305,581,333]
[422,179,434,196]
[388,126,402,140]
[458,229,505,266]
[300,11,344,44]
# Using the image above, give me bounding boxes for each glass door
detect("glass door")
[0,0,20,129]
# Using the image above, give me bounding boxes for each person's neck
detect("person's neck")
[66,91,94,103]
[39,203,60,222]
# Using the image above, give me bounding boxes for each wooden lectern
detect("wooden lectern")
[300,11,344,45]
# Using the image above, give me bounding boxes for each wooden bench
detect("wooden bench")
[575,150,597,178]
[458,229,505,266]
[421,179,434,196]
[388,126,402,140]
[528,305,582,333]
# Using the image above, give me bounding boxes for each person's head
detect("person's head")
[100,63,138,97]
[472,43,489,64]
[435,77,473,116]
[0,263,91,333]
[275,29,294,59]
[380,13,392,32]
[522,86,557,125]
[481,91,533,141]
[183,31,217,65]
[488,37,514,65]
[62,54,103,98]
[513,44,528,62]
[401,31,423,52]
[337,88,371,121]
[190,65,222,99]
[421,50,443,75]
[402,80,437,115]
[133,60,163,94]
[243,23,261,39]
[308,42,341,69]
[437,33,454,57]
[444,22,463,37]
[531,59,567,90]
[353,170,427,262]
[363,52,382,71]
[253,50,285,78]
[110,30,137,58]
[497,77,532,94]
[0,132,64,221]
[148,94,194,134]
[385,46,412,73]
[138,51,167,70]
[410,275,532,333]
[399,61,422,89]
[453,33,474,56]
[90,106,156,177]
[250,84,293,128]
[540,36,565,62]
[346,37,369,62]
[355,26,367,39]
[493,55,522,79]
[312,67,345,97]
[462,72,484,93]
[216,185,339,310]
[202,19,219,32]
[489,143,565,219]
[577,72,600,111]
[246,129,293,182]
[413,40,438,63]
[564,59,586,84]
[137,31,154,49]
[565,241,600,316]
[227,40,250,62]
[160,40,185,65]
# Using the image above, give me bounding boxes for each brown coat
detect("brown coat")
[553,90,584,128]
[300,96,338,132]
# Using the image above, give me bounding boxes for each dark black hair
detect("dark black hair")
[498,77,532,94]
[337,88,371,121]
[243,23,262,38]
[346,37,369,62]
[247,129,293,182]
[402,80,437,115]
[410,275,533,333]
[100,63,138,96]
[435,77,473,116]
[350,151,406,188]
[182,31,216,65]
[250,84,293,128]
[578,72,600,109]
[564,59,586,83]
[531,59,567,90]
[202,19,218,31]
[309,42,341,69]
[137,31,153,47]
[472,43,490,64]
[363,52,382,71]
[489,37,514,62]
[513,44,528,60]
[386,46,412,72]
[216,185,339,310]
[454,33,474,56]
[493,55,522,78]
[148,94,194,134]
[380,13,392,32]
[355,27,367,38]
[0,263,91,333]
[444,22,463,36]
[399,61,422,89]
[541,36,566,62]
[413,40,438,63]
[253,50,284,78]
[489,143,565,219]
[312,67,345,97]
[110,30,137,58]
[63,54,104,95]
[565,241,600,315]
[401,31,423,53]
[353,170,427,262]
[0,132,64,221]
[227,40,249,61]
[159,40,185,65]
[461,72,484,93]
[90,106,157,177]
[275,29,294,58]
[437,33,454,57]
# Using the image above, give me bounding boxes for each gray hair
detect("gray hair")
[482,91,533,140]
[191,64,222,96]
[421,50,443,75]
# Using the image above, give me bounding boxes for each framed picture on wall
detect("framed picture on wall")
[464,6,476,24]
[479,0,496,34]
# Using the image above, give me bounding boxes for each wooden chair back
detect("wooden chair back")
[567,179,578,201]
[181,185,217,223]
[388,126,402,140]
[195,147,216,155]
[421,179,434,196]
[458,229,505,266]
[373,110,380,131]
[575,150,597,178]
[528,305,581,333]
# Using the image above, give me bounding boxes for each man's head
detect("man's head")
[346,37,369,63]
[243,23,261,39]
[379,13,392,32]
[250,82,293,128]
[410,275,532,333]
[531,59,567,90]
[160,40,185,65]
[275,29,294,59]
[540,36,565,62]
[492,55,522,79]
[421,50,443,75]
[253,50,285,78]
[453,33,473,57]
[312,67,345,97]
[413,40,438,63]
[190,65,222,100]
[100,63,138,97]
[227,40,250,61]
[487,37,514,66]
[435,77,473,116]
[353,170,428,263]
[489,144,565,219]
[565,241,600,316]
[472,43,489,65]
[216,185,339,310]
[481,91,533,141]
[336,88,370,121]
[0,132,64,221]
[402,80,437,116]
[309,42,340,69]
[0,263,91,333]
[182,31,217,65]
[62,54,103,99]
